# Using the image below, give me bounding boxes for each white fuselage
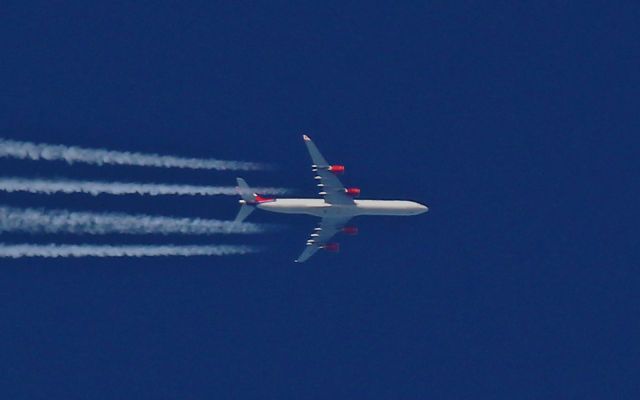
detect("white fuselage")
[256,198,428,218]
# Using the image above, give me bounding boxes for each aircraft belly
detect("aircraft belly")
[257,199,426,217]
[258,199,328,217]
[258,200,359,218]
[266,207,325,217]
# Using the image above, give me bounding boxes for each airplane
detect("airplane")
[234,134,428,263]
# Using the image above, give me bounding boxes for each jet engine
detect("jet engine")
[342,226,358,235]
[344,187,361,197]
[322,243,340,252]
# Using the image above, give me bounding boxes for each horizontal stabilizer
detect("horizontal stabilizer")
[236,177,255,202]
[233,204,255,224]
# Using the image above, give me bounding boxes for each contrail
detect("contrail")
[0,177,288,196]
[0,138,266,170]
[0,243,259,258]
[0,205,268,235]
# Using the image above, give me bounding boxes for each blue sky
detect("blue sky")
[0,2,638,399]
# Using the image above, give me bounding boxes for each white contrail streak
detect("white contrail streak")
[0,243,259,258]
[0,177,288,196]
[0,206,267,235]
[0,138,266,170]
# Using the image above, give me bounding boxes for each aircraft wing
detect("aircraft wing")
[302,135,354,205]
[294,216,352,263]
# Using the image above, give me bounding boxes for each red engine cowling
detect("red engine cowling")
[342,226,358,235]
[328,165,345,174]
[345,187,361,197]
[322,243,340,252]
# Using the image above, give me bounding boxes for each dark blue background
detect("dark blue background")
[1,2,638,398]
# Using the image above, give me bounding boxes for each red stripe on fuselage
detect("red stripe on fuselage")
[255,195,275,203]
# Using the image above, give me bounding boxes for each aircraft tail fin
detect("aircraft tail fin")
[236,177,275,204]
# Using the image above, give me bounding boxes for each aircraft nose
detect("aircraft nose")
[415,203,428,214]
